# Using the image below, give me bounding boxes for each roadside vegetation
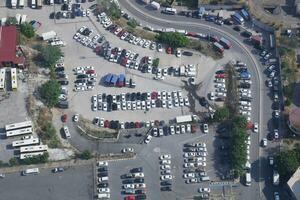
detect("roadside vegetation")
[79,150,93,160]
[20,22,35,39]
[187,39,223,60]
[40,80,61,108]
[275,144,300,182]
[37,107,61,148]
[156,32,189,48]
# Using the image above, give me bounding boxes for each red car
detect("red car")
[86,70,95,74]
[187,32,197,37]
[215,74,226,78]
[104,120,110,128]
[135,122,141,128]
[124,196,135,200]
[166,47,173,54]
[61,114,67,122]
[151,91,158,99]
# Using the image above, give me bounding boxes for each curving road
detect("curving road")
[117,1,274,200]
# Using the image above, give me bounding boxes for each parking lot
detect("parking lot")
[0,165,94,200]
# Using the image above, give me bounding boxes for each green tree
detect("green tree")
[127,19,138,28]
[214,107,229,122]
[275,150,299,179]
[39,45,63,68]
[40,80,61,108]
[156,32,189,48]
[232,115,248,129]
[80,150,92,160]
[108,2,121,20]
[152,58,160,67]
[20,22,35,38]
[21,153,49,165]
[9,157,18,166]
[6,17,18,25]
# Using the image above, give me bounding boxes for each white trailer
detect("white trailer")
[41,31,57,41]
[176,115,192,123]
[15,13,21,24]
[12,138,40,148]
[11,0,17,8]
[150,1,160,10]
[20,144,48,153]
[20,15,27,24]
[20,152,45,160]
[6,127,33,137]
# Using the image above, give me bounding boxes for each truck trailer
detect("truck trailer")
[176,115,192,123]
[150,1,160,10]
[41,31,57,41]
[219,37,232,49]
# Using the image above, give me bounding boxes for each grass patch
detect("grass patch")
[78,118,118,139]
[187,39,223,60]
[175,0,198,9]
[225,63,239,115]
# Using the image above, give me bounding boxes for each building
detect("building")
[0,26,25,68]
[287,167,300,200]
[288,107,300,135]
[295,0,300,16]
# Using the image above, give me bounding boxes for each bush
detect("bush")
[21,153,49,165]
[20,22,35,38]
[40,80,61,108]
[108,2,121,20]
[214,107,229,122]
[6,17,18,25]
[9,157,19,166]
[156,32,189,48]
[127,19,138,28]
[285,98,292,106]
[80,150,93,160]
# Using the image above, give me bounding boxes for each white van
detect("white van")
[97,193,110,199]
[201,176,210,182]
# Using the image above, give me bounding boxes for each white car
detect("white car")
[160,154,171,160]
[98,188,110,193]
[133,173,144,178]
[183,173,195,179]
[160,165,171,170]
[184,98,190,106]
[203,124,209,133]
[186,178,197,184]
[184,163,195,168]
[97,161,108,166]
[199,187,211,193]
[262,138,267,147]
[209,92,215,100]
[73,114,79,122]
[123,184,135,189]
[134,183,146,188]
[160,160,171,165]
[22,135,33,140]
[122,148,134,153]
[160,175,173,180]
[181,125,186,134]
[170,126,175,135]
[253,123,258,133]
[144,135,152,144]
[99,118,104,127]
[184,152,196,158]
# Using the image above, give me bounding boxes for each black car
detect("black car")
[241,31,252,38]
[160,181,172,186]
[183,168,195,173]
[98,172,108,177]
[58,79,69,85]
[199,97,208,107]
[161,186,172,191]
[98,166,108,172]
[136,194,147,200]
[77,74,88,79]
[55,66,65,72]
[133,178,144,183]
[121,173,134,179]
[239,83,251,89]
[136,92,141,100]
[61,4,68,11]
[55,12,61,19]
[130,93,137,101]
[224,18,233,25]
[122,179,134,184]
[233,26,241,32]
[135,189,146,194]
[182,51,193,56]
[98,182,109,188]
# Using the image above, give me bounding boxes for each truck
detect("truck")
[176,115,192,124]
[11,0,17,8]
[150,1,160,10]
[273,170,280,186]
[36,0,42,9]
[18,0,24,8]
[41,31,57,41]
[219,37,232,49]
[213,42,224,54]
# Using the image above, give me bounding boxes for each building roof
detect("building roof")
[288,167,300,200]
[289,107,300,131]
[0,26,24,64]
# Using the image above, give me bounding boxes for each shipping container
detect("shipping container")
[105,73,113,85]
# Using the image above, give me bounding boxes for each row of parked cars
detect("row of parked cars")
[96,161,110,199]
[73,66,97,92]
[73,26,105,50]
[209,69,227,102]
[158,154,173,191]
[121,167,147,200]
[97,12,163,53]
[182,142,209,184]
[91,90,190,112]
[55,58,71,109]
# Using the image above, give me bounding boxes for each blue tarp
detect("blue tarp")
[118,74,125,82]
[105,73,113,85]
[110,75,118,85]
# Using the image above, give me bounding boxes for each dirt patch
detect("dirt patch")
[187,39,223,60]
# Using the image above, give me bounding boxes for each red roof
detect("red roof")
[0,26,24,64]
[290,107,300,131]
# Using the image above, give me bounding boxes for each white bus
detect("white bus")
[22,168,39,175]
[63,126,71,139]
[20,144,48,153]
[176,115,192,123]
[11,68,17,91]
[0,68,6,91]
[5,121,32,132]
[20,152,45,160]
[6,127,33,137]
[12,138,40,147]
[162,7,177,15]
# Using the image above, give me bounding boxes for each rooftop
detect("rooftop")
[288,167,300,200]
[289,107,300,131]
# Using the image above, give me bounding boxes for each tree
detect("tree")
[40,80,61,108]
[6,17,18,25]
[275,150,299,180]
[39,45,63,68]
[21,153,49,165]
[80,150,92,160]
[108,2,121,20]
[232,115,248,129]
[156,32,189,48]
[152,58,160,67]
[20,22,35,38]
[9,157,19,166]
[214,107,229,122]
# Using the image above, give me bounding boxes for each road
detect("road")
[117,0,280,199]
